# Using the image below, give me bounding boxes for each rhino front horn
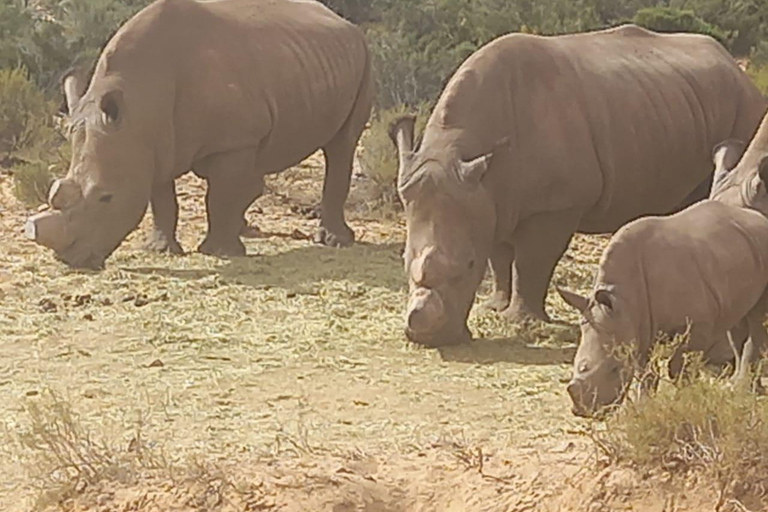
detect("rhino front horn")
[406,287,446,334]
[48,178,83,210]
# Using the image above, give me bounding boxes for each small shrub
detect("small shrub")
[17,390,164,510]
[0,67,58,158]
[748,64,768,96]
[592,360,768,500]
[358,104,429,205]
[13,161,55,206]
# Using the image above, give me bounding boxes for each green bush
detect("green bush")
[0,67,58,158]
[747,64,768,96]
[632,6,727,45]
[358,104,429,204]
[13,161,55,206]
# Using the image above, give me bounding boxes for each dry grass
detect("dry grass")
[592,344,768,507]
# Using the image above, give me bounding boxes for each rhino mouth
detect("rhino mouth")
[25,211,108,270]
[404,324,472,348]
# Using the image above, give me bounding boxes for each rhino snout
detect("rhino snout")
[25,210,74,253]
[48,178,83,210]
[406,287,446,334]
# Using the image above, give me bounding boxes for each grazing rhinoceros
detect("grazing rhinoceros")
[26,0,373,269]
[390,24,766,347]
[557,200,768,417]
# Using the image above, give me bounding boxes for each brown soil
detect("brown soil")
[0,153,747,511]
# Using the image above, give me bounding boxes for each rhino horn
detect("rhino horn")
[48,178,83,210]
[406,287,446,334]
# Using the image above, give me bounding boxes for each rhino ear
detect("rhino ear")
[556,286,589,314]
[712,139,746,175]
[458,153,492,184]
[594,289,614,312]
[758,156,768,184]
[458,137,510,185]
[100,89,123,126]
[62,68,87,115]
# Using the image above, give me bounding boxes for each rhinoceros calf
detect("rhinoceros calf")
[557,200,768,417]
[390,24,766,347]
[26,0,373,268]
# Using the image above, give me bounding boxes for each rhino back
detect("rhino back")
[90,0,370,178]
[422,25,765,230]
[604,201,768,333]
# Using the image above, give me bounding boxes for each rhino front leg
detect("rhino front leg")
[482,243,514,312]
[733,310,767,393]
[503,211,580,323]
[144,180,184,255]
[197,149,261,257]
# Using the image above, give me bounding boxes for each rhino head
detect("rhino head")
[710,112,768,215]
[390,116,500,347]
[25,70,155,269]
[557,286,636,418]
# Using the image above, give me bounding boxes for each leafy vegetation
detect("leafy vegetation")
[0,0,765,205]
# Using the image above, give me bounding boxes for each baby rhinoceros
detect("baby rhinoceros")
[557,200,768,417]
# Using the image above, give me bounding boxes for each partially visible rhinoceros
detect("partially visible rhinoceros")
[26,0,373,268]
[557,200,768,417]
[390,24,766,347]
[710,110,768,214]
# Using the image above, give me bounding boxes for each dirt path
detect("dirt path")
[0,156,723,511]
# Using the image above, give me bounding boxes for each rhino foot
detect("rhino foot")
[501,303,551,324]
[240,223,263,239]
[198,236,246,258]
[313,224,354,248]
[144,231,184,255]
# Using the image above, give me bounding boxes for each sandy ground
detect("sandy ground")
[0,154,740,511]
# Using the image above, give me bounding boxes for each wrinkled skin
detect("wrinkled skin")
[389,25,766,347]
[26,0,372,269]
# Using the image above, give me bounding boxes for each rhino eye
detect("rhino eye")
[468,260,475,270]
[99,193,113,203]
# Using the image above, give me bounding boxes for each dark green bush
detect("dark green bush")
[632,6,726,44]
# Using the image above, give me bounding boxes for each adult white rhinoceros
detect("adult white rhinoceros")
[27,0,373,268]
[391,24,767,347]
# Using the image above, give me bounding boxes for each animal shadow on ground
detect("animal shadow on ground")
[438,336,577,366]
[125,242,406,293]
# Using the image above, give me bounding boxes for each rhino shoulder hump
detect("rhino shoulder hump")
[603,24,656,38]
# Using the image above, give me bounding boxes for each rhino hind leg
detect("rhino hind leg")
[732,309,768,393]
[197,149,261,258]
[145,180,184,255]
[482,244,515,311]
[314,136,356,248]
[502,211,581,323]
